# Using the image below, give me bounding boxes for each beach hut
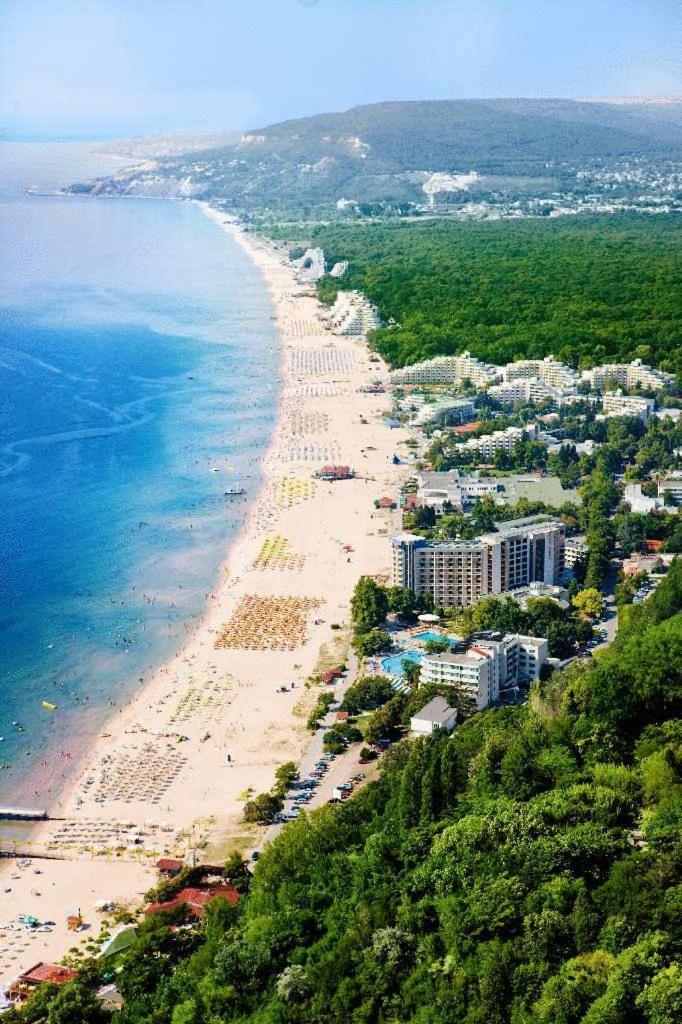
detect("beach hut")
[11,963,77,999]
[145,883,239,919]
[155,857,183,877]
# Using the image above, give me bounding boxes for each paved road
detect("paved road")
[258,647,368,851]
[593,558,620,650]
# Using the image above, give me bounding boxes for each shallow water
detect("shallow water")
[0,143,280,805]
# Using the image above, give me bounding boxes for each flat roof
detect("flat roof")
[423,651,485,667]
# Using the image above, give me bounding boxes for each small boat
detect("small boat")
[224,486,245,496]
[41,701,57,711]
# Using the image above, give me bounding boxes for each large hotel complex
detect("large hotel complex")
[391,516,565,609]
[389,352,675,393]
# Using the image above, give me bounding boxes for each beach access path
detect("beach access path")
[0,209,411,986]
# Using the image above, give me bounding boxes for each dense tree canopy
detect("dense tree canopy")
[12,563,682,1024]
[309,215,682,376]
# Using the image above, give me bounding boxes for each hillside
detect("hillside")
[67,98,682,216]
[9,562,682,1023]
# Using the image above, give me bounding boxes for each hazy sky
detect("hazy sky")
[1,0,680,137]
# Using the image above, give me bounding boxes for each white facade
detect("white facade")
[320,290,381,336]
[659,479,682,507]
[583,359,675,392]
[459,423,539,458]
[410,696,458,734]
[389,351,501,386]
[411,397,476,428]
[416,470,499,514]
[391,516,565,609]
[421,633,547,710]
[602,390,655,422]
[564,537,588,568]
[504,356,580,390]
[295,248,325,282]
[489,377,572,406]
[624,483,664,514]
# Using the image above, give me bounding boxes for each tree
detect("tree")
[637,965,682,1024]
[273,761,299,797]
[351,577,389,635]
[243,792,282,824]
[572,588,604,620]
[353,628,390,657]
[470,494,497,533]
[403,659,421,691]
[423,638,450,655]
[386,585,420,620]
[341,676,395,714]
[46,983,110,1024]
[277,965,310,1004]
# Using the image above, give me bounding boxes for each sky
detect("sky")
[1,0,680,138]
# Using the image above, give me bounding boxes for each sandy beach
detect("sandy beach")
[0,205,408,984]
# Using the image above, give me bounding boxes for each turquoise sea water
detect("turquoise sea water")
[0,144,280,805]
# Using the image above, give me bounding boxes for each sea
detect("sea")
[0,142,281,808]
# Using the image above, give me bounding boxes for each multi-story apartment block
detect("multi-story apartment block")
[411,397,476,428]
[458,423,540,458]
[658,478,682,507]
[320,290,381,336]
[503,355,580,391]
[583,358,675,392]
[489,377,573,406]
[388,350,501,386]
[563,537,588,576]
[602,390,655,422]
[391,516,565,609]
[421,631,548,710]
[295,247,326,282]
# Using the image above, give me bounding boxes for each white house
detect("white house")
[410,696,458,734]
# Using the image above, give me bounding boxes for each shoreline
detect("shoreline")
[0,199,409,985]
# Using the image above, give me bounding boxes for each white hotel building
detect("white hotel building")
[389,351,501,387]
[583,358,675,392]
[601,390,655,423]
[458,423,540,458]
[391,516,565,610]
[421,632,548,710]
[503,355,581,391]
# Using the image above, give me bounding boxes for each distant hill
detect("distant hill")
[67,98,682,214]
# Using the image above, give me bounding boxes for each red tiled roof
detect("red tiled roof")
[146,884,239,918]
[20,963,78,986]
[155,858,183,872]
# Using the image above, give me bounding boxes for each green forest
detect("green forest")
[12,563,682,1023]
[300,214,682,376]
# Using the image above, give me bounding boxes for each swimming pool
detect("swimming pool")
[413,631,458,646]
[381,650,423,676]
